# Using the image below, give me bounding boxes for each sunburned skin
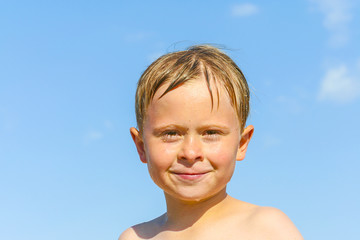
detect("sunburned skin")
[120,77,303,240]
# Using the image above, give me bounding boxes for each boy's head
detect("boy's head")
[135,45,250,134]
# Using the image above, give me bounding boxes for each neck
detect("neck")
[162,188,231,230]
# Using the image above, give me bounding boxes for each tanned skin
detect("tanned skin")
[120,78,303,240]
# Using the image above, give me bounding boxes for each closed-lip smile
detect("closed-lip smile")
[171,171,211,180]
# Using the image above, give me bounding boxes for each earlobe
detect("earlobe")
[236,125,254,161]
[130,127,147,163]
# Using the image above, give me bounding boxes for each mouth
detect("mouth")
[171,171,210,181]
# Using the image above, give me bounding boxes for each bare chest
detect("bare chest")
[147,222,262,240]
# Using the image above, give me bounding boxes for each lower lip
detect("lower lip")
[173,172,208,181]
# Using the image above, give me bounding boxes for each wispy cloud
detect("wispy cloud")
[123,32,150,43]
[83,120,114,144]
[276,95,304,115]
[147,52,163,62]
[231,3,259,17]
[104,120,114,130]
[262,135,281,149]
[309,0,353,47]
[318,64,360,103]
[84,130,103,144]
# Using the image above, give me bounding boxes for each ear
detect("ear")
[236,125,254,161]
[130,127,147,163]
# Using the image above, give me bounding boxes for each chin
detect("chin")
[165,188,226,204]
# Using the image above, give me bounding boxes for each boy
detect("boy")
[120,45,303,240]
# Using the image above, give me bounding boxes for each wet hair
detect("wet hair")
[135,45,250,134]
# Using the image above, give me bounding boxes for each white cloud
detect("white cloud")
[309,0,353,47]
[231,3,259,17]
[318,64,360,103]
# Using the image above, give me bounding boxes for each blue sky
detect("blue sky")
[1,0,359,239]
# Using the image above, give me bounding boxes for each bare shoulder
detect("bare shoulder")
[118,222,154,240]
[118,214,165,240]
[248,206,304,240]
[118,227,139,240]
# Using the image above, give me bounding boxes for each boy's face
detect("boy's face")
[131,77,253,203]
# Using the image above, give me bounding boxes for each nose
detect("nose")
[178,135,204,163]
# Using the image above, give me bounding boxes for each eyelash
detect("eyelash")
[161,130,181,142]
[204,130,220,135]
[160,129,222,142]
[203,130,221,141]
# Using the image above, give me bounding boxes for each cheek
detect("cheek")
[145,142,175,171]
[206,142,238,166]
[144,144,178,190]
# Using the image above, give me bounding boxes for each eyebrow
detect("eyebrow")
[152,124,188,136]
[197,124,231,134]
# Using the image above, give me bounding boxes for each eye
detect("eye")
[205,130,219,135]
[161,130,181,142]
[203,129,221,141]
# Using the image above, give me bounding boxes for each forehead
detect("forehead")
[154,77,226,108]
[145,78,238,126]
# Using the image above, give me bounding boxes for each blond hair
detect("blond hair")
[135,45,250,133]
